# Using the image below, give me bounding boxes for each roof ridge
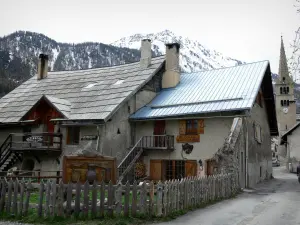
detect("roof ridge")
[48,55,165,74]
[181,60,270,75]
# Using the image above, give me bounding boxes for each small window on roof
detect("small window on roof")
[113,80,125,85]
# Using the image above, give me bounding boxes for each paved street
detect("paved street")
[155,166,300,225]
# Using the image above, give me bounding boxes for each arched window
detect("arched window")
[283,87,286,94]
[287,100,290,106]
[281,100,284,106]
[283,77,286,82]
[280,87,283,94]
[287,87,290,93]
[284,100,287,106]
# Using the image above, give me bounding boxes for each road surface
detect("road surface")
[155,166,300,225]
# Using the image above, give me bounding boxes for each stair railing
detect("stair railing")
[117,136,144,182]
[0,134,12,169]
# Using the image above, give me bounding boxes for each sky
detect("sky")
[0,0,299,73]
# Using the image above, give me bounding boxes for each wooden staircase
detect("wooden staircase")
[117,135,175,183]
[0,134,22,173]
[117,137,144,183]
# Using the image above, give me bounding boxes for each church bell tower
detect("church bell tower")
[275,36,297,135]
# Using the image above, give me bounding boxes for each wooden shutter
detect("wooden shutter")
[185,160,197,177]
[179,120,186,135]
[150,160,163,181]
[198,119,204,134]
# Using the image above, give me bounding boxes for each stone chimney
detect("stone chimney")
[37,54,49,80]
[140,39,152,68]
[162,43,180,88]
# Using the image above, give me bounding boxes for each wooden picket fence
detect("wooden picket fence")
[0,173,239,219]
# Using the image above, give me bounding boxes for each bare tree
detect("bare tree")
[289,0,300,83]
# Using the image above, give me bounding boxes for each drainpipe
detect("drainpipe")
[96,125,104,154]
[243,117,249,188]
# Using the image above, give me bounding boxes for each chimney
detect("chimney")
[162,43,180,88]
[37,54,49,80]
[140,39,152,68]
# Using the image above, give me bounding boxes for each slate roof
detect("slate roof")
[0,56,165,123]
[130,60,271,120]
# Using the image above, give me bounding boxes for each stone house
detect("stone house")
[129,56,278,188]
[0,39,168,177]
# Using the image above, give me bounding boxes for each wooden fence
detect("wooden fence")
[0,173,239,219]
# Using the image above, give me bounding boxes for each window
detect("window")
[281,100,289,106]
[287,87,290,93]
[283,77,286,82]
[186,120,198,135]
[150,160,197,181]
[254,123,262,144]
[67,127,80,145]
[280,87,283,94]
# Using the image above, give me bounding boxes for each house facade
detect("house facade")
[0,39,278,188]
[0,39,167,178]
[130,57,278,188]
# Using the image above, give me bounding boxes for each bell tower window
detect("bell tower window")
[283,77,286,82]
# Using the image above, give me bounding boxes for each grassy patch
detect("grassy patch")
[1,192,241,225]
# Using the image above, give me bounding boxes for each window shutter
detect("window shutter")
[198,119,204,134]
[179,120,186,135]
[185,160,197,177]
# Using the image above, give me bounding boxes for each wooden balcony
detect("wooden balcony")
[141,135,175,151]
[9,132,62,152]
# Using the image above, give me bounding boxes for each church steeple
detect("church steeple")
[278,36,292,83]
[275,36,296,134]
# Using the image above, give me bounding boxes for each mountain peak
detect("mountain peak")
[112,30,245,73]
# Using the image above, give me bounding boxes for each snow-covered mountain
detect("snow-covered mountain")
[112,30,245,73]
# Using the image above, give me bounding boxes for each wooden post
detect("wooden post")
[74,182,81,218]
[163,181,168,216]
[38,181,44,217]
[57,180,64,217]
[6,179,13,214]
[0,180,6,212]
[107,180,114,217]
[156,181,163,217]
[12,179,18,216]
[124,181,130,217]
[91,181,97,218]
[66,182,72,217]
[51,180,57,217]
[45,180,51,217]
[83,181,89,218]
[132,181,137,217]
[149,181,154,217]
[23,181,32,216]
[115,182,122,217]
[19,179,24,216]
[99,181,105,218]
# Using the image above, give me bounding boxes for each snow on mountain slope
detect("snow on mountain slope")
[112,30,245,73]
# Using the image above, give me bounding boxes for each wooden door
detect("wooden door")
[150,160,163,181]
[185,160,197,177]
[206,160,217,176]
[46,115,54,145]
[154,120,166,147]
